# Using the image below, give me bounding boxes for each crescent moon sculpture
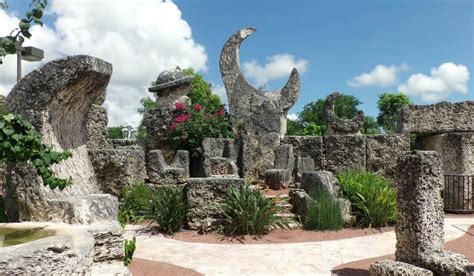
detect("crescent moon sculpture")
[219,27,301,178]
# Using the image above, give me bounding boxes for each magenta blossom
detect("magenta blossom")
[175,102,186,111]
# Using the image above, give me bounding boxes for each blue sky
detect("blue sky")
[1,0,472,125]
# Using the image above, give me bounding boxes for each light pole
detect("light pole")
[13,38,44,81]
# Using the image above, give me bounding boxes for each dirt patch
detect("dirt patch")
[331,225,474,275]
[128,258,203,276]
[171,226,393,244]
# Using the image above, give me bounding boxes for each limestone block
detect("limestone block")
[147,150,189,185]
[89,148,146,197]
[369,260,433,276]
[86,104,110,149]
[324,135,366,174]
[324,92,364,135]
[365,134,410,177]
[300,171,340,196]
[202,138,238,177]
[142,107,175,151]
[282,136,325,171]
[289,189,311,219]
[295,157,315,182]
[397,101,474,134]
[185,178,244,232]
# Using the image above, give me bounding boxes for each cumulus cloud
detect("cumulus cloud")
[287,113,298,121]
[348,64,408,87]
[210,82,227,106]
[0,0,207,126]
[242,54,309,87]
[398,62,470,102]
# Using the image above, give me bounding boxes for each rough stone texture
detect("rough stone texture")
[4,55,119,223]
[365,134,410,177]
[88,148,146,197]
[264,144,295,189]
[324,92,364,135]
[86,104,110,149]
[0,230,95,275]
[369,260,433,276]
[142,106,175,153]
[289,189,311,220]
[295,157,315,183]
[395,151,471,274]
[148,67,192,107]
[186,178,244,232]
[83,222,124,263]
[397,101,474,135]
[220,27,300,178]
[324,135,366,174]
[202,138,238,177]
[239,132,281,179]
[147,150,189,185]
[282,136,325,171]
[300,171,340,196]
[0,94,7,113]
[416,133,474,175]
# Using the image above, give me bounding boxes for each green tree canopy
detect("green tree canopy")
[362,116,381,135]
[183,68,223,113]
[107,126,125,139]
[376,92,411,133]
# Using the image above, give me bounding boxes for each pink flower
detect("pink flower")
[175,102,186,111]
[171,122,177,129]
[194,104,202,111]
[218,109,225,116]
[174,114,189,124]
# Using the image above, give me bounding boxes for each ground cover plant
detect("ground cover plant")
[303,191,344,231]
[148,185,188,234]
[222,184,289,235]
[338,171,397,227]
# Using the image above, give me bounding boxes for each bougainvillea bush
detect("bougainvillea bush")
[168,102,234,157]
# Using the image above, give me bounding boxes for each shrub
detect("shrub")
[0,196,7,222]
[338,171,397,227]
[123,237,136,266]
[148,186,188,234]
[222,184,288,235]
[304,191,344,231]
[120,182,153,224]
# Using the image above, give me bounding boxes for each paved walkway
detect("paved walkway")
[126,217,474,275]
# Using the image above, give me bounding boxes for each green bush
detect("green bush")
[120,182,153,224]
[304,191,344,231]
[222,184,288,235]
[123,237,136,266]
[148,186,188,234]
[338,171,397,227]
[0,196,7,222]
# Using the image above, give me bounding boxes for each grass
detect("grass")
[148,185,188,234]
[303,191,344,231]
[338,171,397,227]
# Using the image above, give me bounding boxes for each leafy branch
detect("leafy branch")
[0,0,47,64]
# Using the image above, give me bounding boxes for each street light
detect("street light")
[14,39,44,81]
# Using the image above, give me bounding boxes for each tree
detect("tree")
[377,92,411,133]
[107,126,125,139]
[362,116,381,135]
[0,0,48,65]
[183,68,223,113]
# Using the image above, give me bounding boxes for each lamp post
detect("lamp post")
[13,38,44,81]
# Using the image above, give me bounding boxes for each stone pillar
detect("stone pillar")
[395,151,470,274]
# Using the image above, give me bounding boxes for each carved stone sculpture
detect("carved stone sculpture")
[220,27,300,178]
[324,92,364,135]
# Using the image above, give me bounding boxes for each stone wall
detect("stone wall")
[282,134,410,176]
[397,101,474,135]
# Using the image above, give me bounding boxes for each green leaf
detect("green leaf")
[3,113,14,121]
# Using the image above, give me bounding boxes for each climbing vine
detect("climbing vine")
[0,113,72,189]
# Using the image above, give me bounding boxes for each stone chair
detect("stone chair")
[147,150,189,185]
[264,144,295,189]
[202,138,239,178]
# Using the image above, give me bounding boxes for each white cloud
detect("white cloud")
[287,113,298,121]
[0,0,207,126]
[348,64,408,87]
[398,62,470,102]
[210,82,228,106]
[242,54,309,87]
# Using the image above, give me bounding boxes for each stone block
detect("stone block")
[295,157,315,182]
[265,169,290,190]
[300,171,340,196]
[88,148,146,197]
[369,260,433,276]
[289,189,311,219]
[142,107,175,151]
[324,135,366,174]
[397,101,474,134]
[365,134,410,177]
[207,157,239,177]
[86,104,110,149]
[185,178,244,232]
[147,150,189,185]
[274,144,295,170]
[202,138,238,177]
[202,138,238,160]
[419,251,472,275]
[282,136,325,170]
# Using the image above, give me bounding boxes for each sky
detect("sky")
[0,0,472,126]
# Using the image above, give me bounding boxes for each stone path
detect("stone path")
[126,217,474,275]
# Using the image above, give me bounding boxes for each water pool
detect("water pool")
[0,227,55,247]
